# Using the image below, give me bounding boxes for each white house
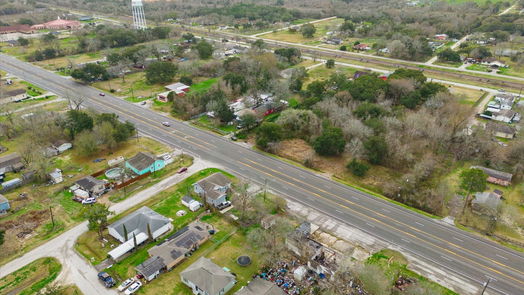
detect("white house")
[492,110,520,123]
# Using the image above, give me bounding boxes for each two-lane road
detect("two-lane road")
[1,53,524,294]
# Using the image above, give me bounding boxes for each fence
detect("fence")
[114,171,151,190]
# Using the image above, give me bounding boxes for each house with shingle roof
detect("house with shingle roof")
[471,166,513,186]
[108,206,173,243]
[180,257,236,295]
[236,278,285,295]
[126,152,165,175]
[193,173,231,207]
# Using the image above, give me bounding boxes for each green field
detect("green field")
[0,257,62,295]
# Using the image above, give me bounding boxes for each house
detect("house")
[31,18,81,30]
[471,166,513,186]
[494,93,516,110]
[235,277,285,295]
[108,206,173,243]
[182,195,202,212]
[489,123,516,139]
[0,89,27,102]
[481,58,508,69]
[486,101,501,113]
[193,173,231,207]
[353,43,371,51]
[472,190,502,216]
[324,38,342,45]
[136,256,166,282]
[0,194,10,214]
[75,176,106,197]
[434,34,448,41]
[148,221,211,270]
[53,140,72,153]
[43,146,59,158]
[180,257,236,295]
[492,110,520,123]
[126,152,165,176]
[48,168,63,184]
[261,215,277,230]
[378,47,390,54]
[157,82,191,102]
[0,25,35,34]
[0,153,24,175]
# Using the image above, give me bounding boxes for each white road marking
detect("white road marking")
[401,238,411,244]
[366,222,376,228]
[381,208,390,213]
[441,255,453,262]
[496,254,508,260]
[415,222,425,227]
[452,236,464,242]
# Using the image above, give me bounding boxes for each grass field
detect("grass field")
[93,72,165,100]
[0,257,62,295]
[189,78,218,93]
[261,18,344,44]
[304,64,359,85]
[33,52,103,72]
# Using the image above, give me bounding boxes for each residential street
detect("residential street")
[2,53,524,294]
[0,158,209,294]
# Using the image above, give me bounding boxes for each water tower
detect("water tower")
[131,0,147,30]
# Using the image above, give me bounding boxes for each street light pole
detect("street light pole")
[480,278,491,295]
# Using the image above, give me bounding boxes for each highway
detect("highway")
[1,53,524,294]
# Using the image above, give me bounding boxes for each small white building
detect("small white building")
[48,168,63,184]
[182,195,202,212]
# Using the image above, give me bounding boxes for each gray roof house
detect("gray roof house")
[193,173,231,207]
[75,175,106,196]
[136,256,166,282]
[108,206,173,243]
[490,123,517,139]
[180,257,236,295]
[0,153,24,174]
[236,278,285,295]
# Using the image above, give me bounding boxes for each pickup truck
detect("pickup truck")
[98,271,116,288]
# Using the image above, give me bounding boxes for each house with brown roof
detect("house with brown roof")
[471,166,513,186]
[0,25,34,34]
[147,221,211,270]
[193,173,231,207]
[31,18,81,30]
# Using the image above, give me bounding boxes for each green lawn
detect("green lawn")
[0,257,62,295]
[190,78,218,93]
[192,115,237,135]
[466,64,491,72]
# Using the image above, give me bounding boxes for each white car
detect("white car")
[82,197,96,205]
[117,278,135,292]
[124,281,142,295]
[162,121,170,127]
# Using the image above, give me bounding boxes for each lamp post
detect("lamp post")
[480,278,491,295]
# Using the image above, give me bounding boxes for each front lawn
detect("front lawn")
[189,78,218,94]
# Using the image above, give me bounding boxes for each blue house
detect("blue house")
[126,152,165,176]
[193,173,231,207]
[0,194,10,214]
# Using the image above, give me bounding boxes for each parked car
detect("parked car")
[216,201,232,210]
[178,167,188,174]
[162,121,170,127]
[98,272,115,288]
[82,197,96,205]
[124,281,143,295]
[118,278,135,292]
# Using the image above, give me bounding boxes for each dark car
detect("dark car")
[178,167,188,174]
[216,201,232,210]
[98,271,116,288]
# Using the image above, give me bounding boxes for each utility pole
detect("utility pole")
[49,206,55,229]
[480,278,491,295]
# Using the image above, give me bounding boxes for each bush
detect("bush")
[347,159,369,177]
[313,127,346,156]
[180,76,193,85]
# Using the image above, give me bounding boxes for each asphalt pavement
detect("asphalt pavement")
[1,53,524,294]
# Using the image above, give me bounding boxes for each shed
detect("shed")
[0,194,10,213]
[108,232,149,261]
[181,195,201,212]
[471,166,513,186]
[2,178,22,190]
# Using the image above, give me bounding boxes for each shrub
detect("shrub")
[347,159,369,177]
